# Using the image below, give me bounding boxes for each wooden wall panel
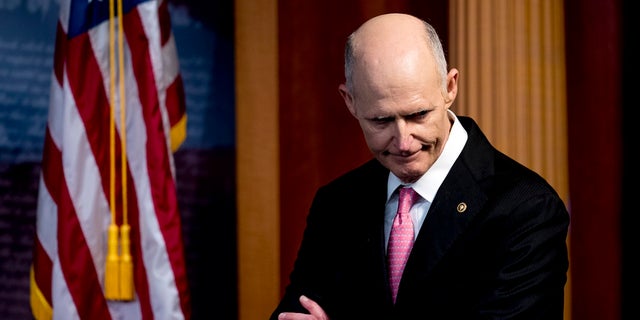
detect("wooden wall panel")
[235,0,281,319]
[449,0,568,199]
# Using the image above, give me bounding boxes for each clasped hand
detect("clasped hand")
[277,295,329,320]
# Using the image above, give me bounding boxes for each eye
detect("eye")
[408,109,429,120]
[371,116,394,125]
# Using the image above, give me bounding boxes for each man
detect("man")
[272,13,569,320]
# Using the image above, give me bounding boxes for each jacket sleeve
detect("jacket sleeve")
[477,191,570,319]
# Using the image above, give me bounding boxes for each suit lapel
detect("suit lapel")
[405,162,487,277]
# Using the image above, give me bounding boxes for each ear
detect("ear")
[338,83,358,117]
[444,68,459,105]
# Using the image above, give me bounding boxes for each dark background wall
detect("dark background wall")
[620,0,638,317]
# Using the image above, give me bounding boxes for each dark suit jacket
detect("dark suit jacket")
[270,116,570,320]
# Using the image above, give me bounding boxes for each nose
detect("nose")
[394,120,413,151]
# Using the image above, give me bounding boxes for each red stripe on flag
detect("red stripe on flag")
[125,7,191,319]
[32,235,53,306]
[166,74,186,129]
[41,127,62,205]
[65,32,114,202]
[158,0,171,46]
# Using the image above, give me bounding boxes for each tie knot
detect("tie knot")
[398,187,419,215]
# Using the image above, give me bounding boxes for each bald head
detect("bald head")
[338,13,458,183]
[344,13,448,97]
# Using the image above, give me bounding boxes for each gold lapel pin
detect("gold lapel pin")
[457,202,467,213]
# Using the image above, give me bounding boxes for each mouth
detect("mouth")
[383,144,431,157]
[382,150,419,164]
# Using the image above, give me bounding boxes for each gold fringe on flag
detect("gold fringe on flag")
[29,267,53,320]
[105,0,134,301]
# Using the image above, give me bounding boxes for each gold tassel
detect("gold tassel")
[119,224,134,300]
[105,0,119,301]
[105,224,120,299]
[114,0,134,301]
[104,0,135,301]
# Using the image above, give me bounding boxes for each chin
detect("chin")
[389,165,426,183]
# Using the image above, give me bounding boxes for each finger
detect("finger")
[278,311,315,320]
[299,295,329,320]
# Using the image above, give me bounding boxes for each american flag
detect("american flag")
[29,0,191,319]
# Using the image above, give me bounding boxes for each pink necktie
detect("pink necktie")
[388,187,419,304]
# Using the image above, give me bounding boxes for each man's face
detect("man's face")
[343,59,456,183]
